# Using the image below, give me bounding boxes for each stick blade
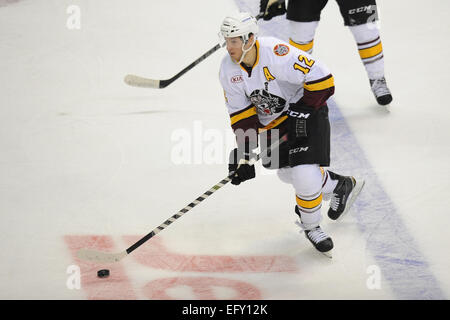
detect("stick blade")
[76,248,127,263]
[124,74,160,88]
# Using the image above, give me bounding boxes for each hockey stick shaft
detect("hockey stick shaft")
[124,42,222,89]
[76,133,287,263]
[126,132,287,255]
[160,42,222,88]
[124,13,264,89]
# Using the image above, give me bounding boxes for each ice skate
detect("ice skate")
[327,171,365,220]
[295,218,333,258]
[304,226,334,258]
[370,77,393,106]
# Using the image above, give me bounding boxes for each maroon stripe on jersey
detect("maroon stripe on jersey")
[229,104,254,118]
[232,114,259,150]
[231,114,259,133]
[304,74,333,86]
[301,86,335,109]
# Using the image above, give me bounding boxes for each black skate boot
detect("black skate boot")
[304,226,334,256]
[327,171,365,220]
[370,77,393,105]
[295,206,333,257]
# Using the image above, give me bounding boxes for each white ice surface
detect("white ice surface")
[0,0,449,299]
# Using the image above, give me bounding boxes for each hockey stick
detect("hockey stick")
[124,12,264,89]
[123,41,222,89]
[77,134,288,263]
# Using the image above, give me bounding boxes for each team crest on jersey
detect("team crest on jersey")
[250,89,286,116]
[230,75,243,84]
[273,44,289,56]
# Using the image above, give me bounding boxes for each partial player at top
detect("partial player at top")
[260,0,393,106]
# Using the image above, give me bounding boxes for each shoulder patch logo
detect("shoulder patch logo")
[274,44,289,56]
[231,75,243,84]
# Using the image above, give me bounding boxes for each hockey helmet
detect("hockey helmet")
[220,12,258,43]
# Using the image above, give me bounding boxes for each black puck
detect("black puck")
[97,269,110,278]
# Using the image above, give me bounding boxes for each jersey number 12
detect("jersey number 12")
[294,55,315,75]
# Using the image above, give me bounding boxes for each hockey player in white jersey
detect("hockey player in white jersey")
[219,12,364,256]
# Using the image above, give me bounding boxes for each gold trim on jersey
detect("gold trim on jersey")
[239,40,260,74]
[230,105,257,126]
[296,193,323,209]
[304,75,334,92]
[258,115,288,133]
[289,38,314,53]
[358,42,383,59]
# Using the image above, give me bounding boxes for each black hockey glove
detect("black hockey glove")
[259,0,286,21]
[228,148,256,185]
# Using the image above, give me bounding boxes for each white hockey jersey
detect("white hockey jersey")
[219,36,334,133]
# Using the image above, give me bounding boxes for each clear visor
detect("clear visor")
[218,32,244,48]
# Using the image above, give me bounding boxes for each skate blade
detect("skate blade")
[321,250,333,259]
[338,179,365,220]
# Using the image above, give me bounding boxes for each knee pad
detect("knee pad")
[348,22,380,43]
[289,20,319,43]
[277,167,293,185]
[291,164,323,196]
[288,21,318,53]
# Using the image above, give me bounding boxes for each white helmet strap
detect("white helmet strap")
[235,35,256,65]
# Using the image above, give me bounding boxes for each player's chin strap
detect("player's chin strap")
[235,37,257,65]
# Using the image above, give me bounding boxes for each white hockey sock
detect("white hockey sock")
[321,168,338,196]
[291,164,324,230]
[348,22,385,80]
[288,20,319,54]
[296,195,323,230]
